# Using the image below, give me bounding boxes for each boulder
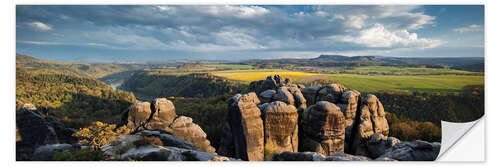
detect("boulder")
[262,76,277,91]
[300,86,321,106]
[324,153,371,161]
[124,102,152,131]
[16,104,59,160]
[32,144,74,161]
[218,93,264,161]
[145,98,177,130]
[16,104,59,146]
[103,135,235,161]
[259,90,276,103]
[135,130,196,150]
[317,84,345,103]
[300,101,345,156]
[168,116,216,153]
[262,101,299,153]
[271,151,325,161]
[376,140,440,161]
[364,133,401,158]
[274,86,295,105]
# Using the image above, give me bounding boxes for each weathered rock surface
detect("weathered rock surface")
[324,153,372,161]
[316,84,346,103]
[364,94,389,136]
[32,144,74,161]
[168,116,216,153]
[250,75,307,113]
[218,93,264,161]
[271,151,326,161]
[350,94,391,155]
[135,130,197,150]
[121,99,215,153]
[300,101,345,156]
[16,104,76,160]
[102,134,236,161]
[125,102,152,131]
[337,90,360,152]
[262,101,299,153]
[146,98,177,130]
[376,140,440,161]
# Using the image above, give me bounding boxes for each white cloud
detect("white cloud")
[345,15,368,29]
[453,24,483,33]
[194,5,269,19]
[27,21,52,31]
[331,24,443,49]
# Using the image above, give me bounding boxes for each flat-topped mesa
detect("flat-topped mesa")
[218,93,264,161]
[122,98,215,153]
[300,101,345,156]
[260,101,299,153]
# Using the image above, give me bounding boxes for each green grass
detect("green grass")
[204,64,255,69]
[215,70,484,93]
[345,66,479,75]
[323,74,484,92]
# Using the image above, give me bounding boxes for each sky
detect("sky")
[16,5,484,62]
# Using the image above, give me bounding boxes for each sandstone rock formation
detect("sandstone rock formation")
[122,98,215,153]
[375,140,440,161]
[146,98,177,130]
[271,151,371,161]
[218,75,440,161]
[250,75,307,114]
[102,131,237,161]
[349,94,390,155]
[261,101,299,153]
[16,104,76,160]
[300,101,345,156]
[168,116,216,153]
[218,92,264,161]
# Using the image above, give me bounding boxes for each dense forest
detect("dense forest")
[120,72,245,100]
[375,85,484,125]
[16,68,137,128]
[16,54,144,79]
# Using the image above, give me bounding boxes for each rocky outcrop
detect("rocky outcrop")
[376,140,440,161]
[102,132,237,161]
[146,98,177,130]
[250,75,307,114]
[271,151,371,161]
[219,76,440,161]
[300,101,345,156]
[122,98,215,153]
[218,93,264,161]
[350,94,390,155]
[168,116,216,153]
[261,101,299,153]
[32,144,75,161]
[271,151,326,161]
[16,104,76,160]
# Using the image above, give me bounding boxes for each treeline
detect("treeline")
[374,85,484,126]
[16,54,144,79]
[16,68,137,128]
[120,72,245,100]
[171,94,233,149]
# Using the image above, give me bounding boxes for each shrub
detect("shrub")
[72,121,131,148]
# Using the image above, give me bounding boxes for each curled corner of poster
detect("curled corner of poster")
[436,117,485,161]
